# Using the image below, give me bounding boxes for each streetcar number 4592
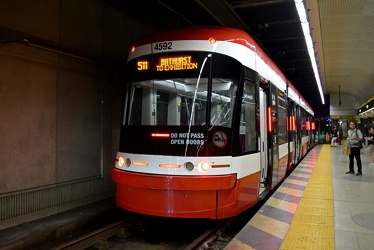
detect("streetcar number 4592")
[154,42,172,51]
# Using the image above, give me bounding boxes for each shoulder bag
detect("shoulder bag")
[354,130,363,149]
[342,140,351,155]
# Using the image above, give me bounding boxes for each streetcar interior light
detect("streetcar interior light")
[292,116,296,131]
[288,116,295,131]
[184,162,194,171]
[208,37,216,44]
[267,107,272,132]
[198,161,211,172]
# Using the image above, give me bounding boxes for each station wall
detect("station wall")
[0,0,151,230]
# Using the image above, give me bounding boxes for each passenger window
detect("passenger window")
[240,81,257,153]
[278,96,287,144]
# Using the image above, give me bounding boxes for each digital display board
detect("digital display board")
[137,61,149,71]
[136,56,198,72]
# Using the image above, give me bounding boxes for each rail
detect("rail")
[50,220,127,250]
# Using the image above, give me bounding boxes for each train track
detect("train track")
[187,192,273,249]
[46,220,128,250]
[43,217,232,250]
[184,219,232,250]
[40,197,268,249]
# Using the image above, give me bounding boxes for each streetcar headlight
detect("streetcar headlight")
[118,157,124,167]
[118,157,131,167]
[184,162,194,172]
[198,161,211,172]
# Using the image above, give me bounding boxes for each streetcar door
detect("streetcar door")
[268,85,280,189]
[259,87,268,188]
[295,105,301,162]
[288,100,297,166]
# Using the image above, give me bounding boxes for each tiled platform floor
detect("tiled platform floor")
[225,144,374,250]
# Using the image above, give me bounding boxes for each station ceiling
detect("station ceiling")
[107,0,374,118]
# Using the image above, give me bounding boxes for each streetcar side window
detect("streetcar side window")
[239,80,257,153]
[278,97,287,144]
[128,87,142,125]
[209,80,236,129]
[300,109,307,137]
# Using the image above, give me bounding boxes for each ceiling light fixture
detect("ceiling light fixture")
[294,0,325,105]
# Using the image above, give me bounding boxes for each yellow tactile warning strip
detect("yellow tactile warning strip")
[224,144,334,250]
[280,144,334,249]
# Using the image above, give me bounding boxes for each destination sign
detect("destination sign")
[136,55,198,72]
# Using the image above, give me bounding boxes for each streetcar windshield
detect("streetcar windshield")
[120,52,242,156]
[127,78,237,129]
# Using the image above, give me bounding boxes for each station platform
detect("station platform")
[225,144,374,250]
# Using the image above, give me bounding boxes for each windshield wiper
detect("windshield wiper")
[185,54,211,156]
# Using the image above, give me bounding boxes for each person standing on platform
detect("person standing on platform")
[368,124,374,166]
[346,121,363,176]
[330,126,339,147]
